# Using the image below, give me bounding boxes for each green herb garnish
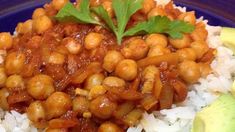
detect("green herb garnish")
[124,16,195,39]
[92,0,143,44]
[91,6,116,31]
[112,0,143,44]
[55,0,195,44]
[55,0,99,24]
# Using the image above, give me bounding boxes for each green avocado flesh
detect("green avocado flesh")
[221,27,235,53]
[192,94,235,132]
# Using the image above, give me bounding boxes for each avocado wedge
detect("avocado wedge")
[221,27,235,53]
[192,94,235,132]
[231,80,235,97]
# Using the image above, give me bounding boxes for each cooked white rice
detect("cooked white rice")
[0,109,37,132]
[1,1,234,132]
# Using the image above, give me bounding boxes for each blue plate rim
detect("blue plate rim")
[175,0,235,27]
[0,0,49,17]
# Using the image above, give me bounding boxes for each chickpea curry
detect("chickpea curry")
[0,0,214,131]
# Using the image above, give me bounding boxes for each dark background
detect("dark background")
[0,0,234,32]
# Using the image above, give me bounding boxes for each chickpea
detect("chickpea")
[115,59,137,81]
[0,32,13,50]
[84,73,105,90]
[52,0,69,10]
[102,1,114,17]
[0,52,5,65]
[63,37,82,54]
[16,23,24,33]
[89,0,101,7]
[76,0,80,5]
[48,52,65,65]
[24,19,33,31]
[0,88,9,110]
[72,96,90,113]
[27,101,46,123]
[5,52,26,75]
[0,67,7,87]
[169,34,192,49]
[45,92,72,119]
[45,128,67,132]
[147,6,167,18]
[16,20,33,34]
[176,48,197,62]
[56,45,69,55]
[121,38,149,60]
[198,63,212,78]
[102,50,124,73]
[88,85,107,100]
[32,8,46,19]
[140,0,156,14]
[27,35,42,49]
[83,111,92,118]
[178,60,200,84]
[90,95,117,119]
[147,45,171,57]
[102,76,126,88]
[98,122,122,132]
[190,41,209,59]
[178,11,196,25]
[191,22,208,41]
[27,74,55,100]
[6,74,25,92]
[33,16,52,34]
[146,34,168,47]
[84,32,104,50]
[131,12,146,22]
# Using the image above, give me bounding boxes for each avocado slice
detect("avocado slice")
[221,27,235,53]
[192,94,235,132]
[231,80,235,97]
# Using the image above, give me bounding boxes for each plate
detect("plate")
[175,0,235,27]
[0,0,234,33]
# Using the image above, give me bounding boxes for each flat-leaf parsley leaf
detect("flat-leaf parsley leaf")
[55,0,99,24]
[124,16,195,39]
[55,0,195,44]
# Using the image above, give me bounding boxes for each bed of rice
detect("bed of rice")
[0,1,234,132]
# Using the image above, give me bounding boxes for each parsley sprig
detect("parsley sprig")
[56,0,99,24]
[92,0,143,44]
[124,16,195,38]
[55,0,195,44]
